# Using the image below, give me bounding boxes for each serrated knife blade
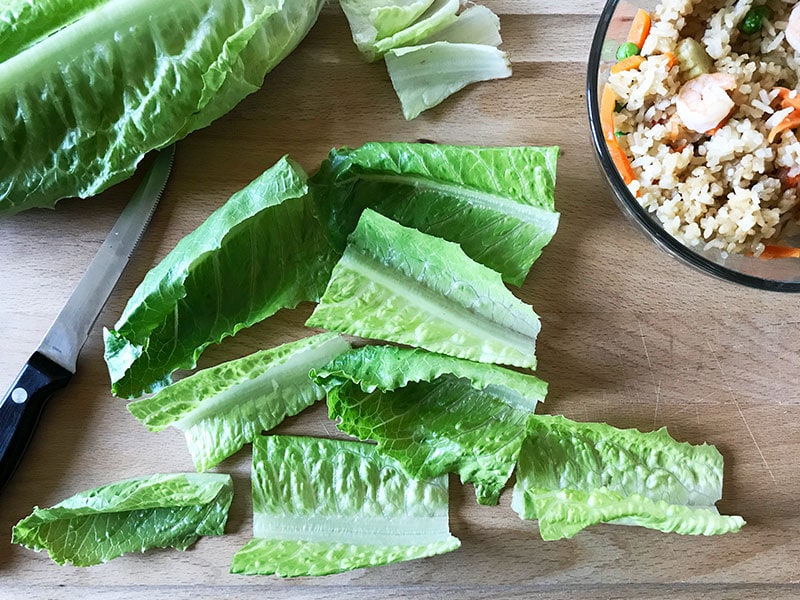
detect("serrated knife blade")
[0,144,175,491]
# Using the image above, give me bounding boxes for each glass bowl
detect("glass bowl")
[587,0,800,291]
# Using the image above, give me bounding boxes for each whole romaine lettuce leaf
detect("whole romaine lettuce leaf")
[128,333,351,470]
[306,209,541,368]
[104,156,338,399]
[0,0,324,215]
[12,473,233,566]
[314,345,546,504]
[511,415,746,540]
[309,143,559,286]
[230,435,460,576]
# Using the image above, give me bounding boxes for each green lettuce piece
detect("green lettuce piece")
[386,42,512,120]
[12,473,233,566]
[230,435,460,576]
[340,0,459,61]
[0,0,324,215]
[104,157,338,399]
[309,142,559,286]
[127,333,351,470]
[420,4,502,46]
[315,346,545,505]
[511,416,746,540]
[306,209,541,368]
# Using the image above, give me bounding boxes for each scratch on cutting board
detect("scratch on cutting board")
[637,317,661,425]
[706,340,777,485]
[638,320,653,371]
[652,378,662,429]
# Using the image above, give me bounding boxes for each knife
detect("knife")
[0,145,175,491]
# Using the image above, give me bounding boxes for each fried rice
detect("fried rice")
[609,0,800,255]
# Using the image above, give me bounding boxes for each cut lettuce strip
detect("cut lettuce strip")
[306,209,540,368]
[386,42,511,120]
[315,345,546,505]
[511,416,746,540]
[0,0,325,214]
[340,0,459,61]
[309,142,559,286]
[127,333,350,471]
[12,473,233,566]
[230,435,460,576]
[104,157,338,399]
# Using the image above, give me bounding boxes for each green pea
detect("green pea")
[739,5,770,35]
[616,41,640,61]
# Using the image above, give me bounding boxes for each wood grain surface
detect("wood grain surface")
[1,2,799,598]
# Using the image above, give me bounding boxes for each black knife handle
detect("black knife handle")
[0,352,72,491]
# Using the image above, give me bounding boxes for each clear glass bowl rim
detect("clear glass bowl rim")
[586,0,800,292]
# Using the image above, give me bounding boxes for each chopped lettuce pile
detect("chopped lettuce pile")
[12,473,233,566]
[13,142,744,575]
[230,435,460,576]
[338,0,512,118]
[0,0,325,215]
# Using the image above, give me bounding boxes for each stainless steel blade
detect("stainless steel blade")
[38,145,175,373]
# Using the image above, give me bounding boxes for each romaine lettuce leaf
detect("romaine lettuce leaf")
[230,435,460,576]
[309,142,559,286]
[127,333,351,471]
[12,473,233,566]
[315,345,545,505]
[386,42,512,120]
[420,4,502,46]
[104,157,338,399]
[0,0,325,215]
[511,416,746,540]
[340,0,459,61]
[306,209,541,368]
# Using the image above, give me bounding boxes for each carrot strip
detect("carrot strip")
[627,9,652,49]
[663,52,677,70]
[600,83,617,143]
[600,84,637,185]
[774,87,800,111]
[611,55,646,74]
[768,110,800,143]
[607,137,637,185]
[759,245,800,259]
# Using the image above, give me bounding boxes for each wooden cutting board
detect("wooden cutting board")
[1,2,798,598]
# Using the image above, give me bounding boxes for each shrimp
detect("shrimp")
[675,72,737,134]
[786,3,800,54]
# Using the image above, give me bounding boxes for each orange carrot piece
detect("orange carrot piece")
[768,110,800,143]
[600,83,618,142]
[611,55,646,74]
[607,137,637,185]
[759,245,800,259]
[627,9,652,49]
[663,52,677,70]
[600,84,637,185]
